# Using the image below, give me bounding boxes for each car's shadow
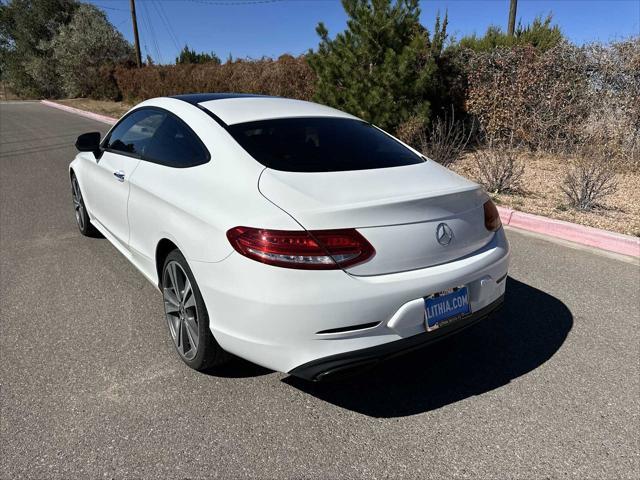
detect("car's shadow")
[206,355,273,378]
[282,277,573,417]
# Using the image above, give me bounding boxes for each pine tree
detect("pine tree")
[458,14,563,52]
[175,45,221,65]
[308,0,439,132]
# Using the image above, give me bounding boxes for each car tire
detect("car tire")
[162,249,229,371]
[71,173,100,237]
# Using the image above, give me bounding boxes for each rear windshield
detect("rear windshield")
[228,117,424,172]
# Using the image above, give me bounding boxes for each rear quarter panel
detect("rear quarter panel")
[125,98,303,286]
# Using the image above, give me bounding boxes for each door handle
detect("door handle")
[113,170,125,182]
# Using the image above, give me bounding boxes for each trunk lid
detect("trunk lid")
[258,161,493,276]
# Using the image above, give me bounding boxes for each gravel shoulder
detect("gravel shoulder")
[453,152,640,237]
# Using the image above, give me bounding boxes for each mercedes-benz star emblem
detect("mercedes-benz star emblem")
[436,222,454,246]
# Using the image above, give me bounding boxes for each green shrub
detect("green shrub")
[307,0,443,133]
[0,0,78,98]
[176,45,221,65]
[0,0,132,99]
[459,15,563,52]
[52,3,133,99]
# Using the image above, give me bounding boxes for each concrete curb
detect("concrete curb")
[497,206,640,258]
[40,100,117,125]
[40,99,639,258]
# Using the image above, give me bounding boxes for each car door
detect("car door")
[126,110,212,282]
[84,108,165,248]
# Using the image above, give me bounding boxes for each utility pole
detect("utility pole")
[508,0,518,36]
[130,0,142,67]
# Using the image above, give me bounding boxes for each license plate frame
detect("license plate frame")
[424,286,471,331]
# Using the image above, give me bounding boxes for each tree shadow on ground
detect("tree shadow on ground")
[283,277,573,418]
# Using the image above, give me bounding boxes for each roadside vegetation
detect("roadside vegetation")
[1,0,638,235]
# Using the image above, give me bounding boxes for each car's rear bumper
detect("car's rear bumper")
[190,228,510,375]
[288,295,504,381]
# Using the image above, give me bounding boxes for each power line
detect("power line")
[151,0,181,51]
[140,0,163,63]
[148,4,164,63]
[156,0,182,47]
[148,4,163,63]
[104,0,336,66]
[93,4,130,12]
[115,18,131,28]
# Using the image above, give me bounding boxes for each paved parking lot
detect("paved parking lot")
[1,102,638,479]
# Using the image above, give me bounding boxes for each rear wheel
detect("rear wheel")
[162,249,228,370]
[71,174,100,237]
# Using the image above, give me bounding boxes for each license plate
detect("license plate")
[424,286,471,331]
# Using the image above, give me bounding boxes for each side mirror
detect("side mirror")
[75,132,101,156]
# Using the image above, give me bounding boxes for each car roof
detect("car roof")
[170,93,358,126]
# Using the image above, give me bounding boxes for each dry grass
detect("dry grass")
[55,98,133,118]
[114,56,315,102]
[472,147,525,193]
[419,110,472,167]
[452,151,640,237]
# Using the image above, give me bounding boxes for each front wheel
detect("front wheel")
[71,174,100,237]
[162,249,228,371]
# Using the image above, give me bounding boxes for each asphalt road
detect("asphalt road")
[1,102,639,479]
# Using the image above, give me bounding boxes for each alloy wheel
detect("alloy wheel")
[163,261,199,360]
[71,176,85,231]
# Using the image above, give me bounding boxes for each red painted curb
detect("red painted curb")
[40,100,117,125]
[497,206,640,258]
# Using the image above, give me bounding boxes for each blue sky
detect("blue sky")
[90,0,640,64]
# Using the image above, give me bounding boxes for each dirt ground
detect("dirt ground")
[0,83,22,101]
[452,153,640,237]
[55,98,134,118]
[47,99,640,237]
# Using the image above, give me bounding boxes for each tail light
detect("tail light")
[483,199,502,232]
[226,227,375,270]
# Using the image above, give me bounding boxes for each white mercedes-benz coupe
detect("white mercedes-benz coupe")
[70,93,510,381]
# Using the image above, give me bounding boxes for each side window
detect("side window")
[105,109,165,157]
[144,113,209,168]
